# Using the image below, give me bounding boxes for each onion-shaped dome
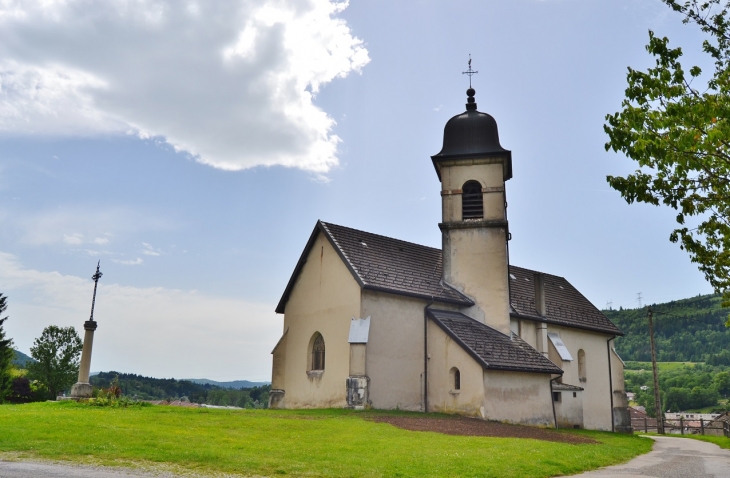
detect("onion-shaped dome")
[434,88,508,157]
[431,88,512,180]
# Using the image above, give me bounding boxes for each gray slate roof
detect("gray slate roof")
[427,309,563,374]
[509,266,622,336]
[275,221,473,313]
[276,221,622,336]
[552,382,584,392]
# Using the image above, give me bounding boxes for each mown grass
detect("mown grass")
[624,361,699,372]
[0,402,652,477]
[634,432,730,450]
[679,434,730,450]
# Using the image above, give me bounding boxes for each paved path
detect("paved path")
[566,436,730,477]
[0,461,177,477]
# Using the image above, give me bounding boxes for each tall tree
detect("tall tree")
[27,326,83,399]
[0,294,13,403]
[604,0,730,323]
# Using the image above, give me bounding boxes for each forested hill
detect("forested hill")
[90,372,271,406]
[604,294,730,363]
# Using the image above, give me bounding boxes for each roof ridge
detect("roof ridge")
[321,221,443,252]
[318,221,367,285]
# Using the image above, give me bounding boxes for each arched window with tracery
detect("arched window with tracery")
[311,333,325,371]
[462,181,483,220]
[578,349,586,382]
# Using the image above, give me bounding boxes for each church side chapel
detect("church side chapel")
[269,73,631,432]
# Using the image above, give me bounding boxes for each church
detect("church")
[268,85,631,432]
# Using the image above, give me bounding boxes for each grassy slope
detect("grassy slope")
[685,435,730,450]
[624,362,698,372]
[0,402,651,478]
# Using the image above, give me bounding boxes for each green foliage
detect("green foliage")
[716,371,730,394]
[11,350,35,369]
[0,293,14,404]
[604,0,730,320]
[27,325,83,399]
[0,403,653,477]
[606,294,730,362]
[624,361,730,413]
[86,396,152,408]
[86,375,150,407]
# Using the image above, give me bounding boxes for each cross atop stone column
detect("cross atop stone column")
[70,262,103,399]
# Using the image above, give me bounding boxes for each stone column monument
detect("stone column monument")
[70,261,103,399]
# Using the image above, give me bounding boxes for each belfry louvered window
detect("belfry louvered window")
[311,333,325,371]
[462,181,483,220]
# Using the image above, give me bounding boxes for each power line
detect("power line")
[651,310,725,327]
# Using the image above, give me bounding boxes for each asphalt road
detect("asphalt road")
[565,435,730,477]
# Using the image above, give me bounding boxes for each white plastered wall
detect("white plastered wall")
[554,390,584,428]
[426,321,485,416]
[273,232,361,409]
[362,291,459,411]
[482,369,554,426]
[544,324,614,431]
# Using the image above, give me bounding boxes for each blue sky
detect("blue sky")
[0,0,715,381]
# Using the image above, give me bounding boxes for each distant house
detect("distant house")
[269,87,631,432]
[665,412,721,421]
[705,412,730,437]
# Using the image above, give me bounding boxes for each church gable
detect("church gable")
[276,221,473,313]
[277,221,622,337]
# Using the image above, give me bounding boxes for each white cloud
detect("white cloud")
[112,257,143,265]
[0,0,369,174]
[141,242,161,256]
[0,252,281,380]
[63,233,84,245]
[7,206,174,246]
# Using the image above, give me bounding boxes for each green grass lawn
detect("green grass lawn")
[624,362,699,372]
[684,435,730,450]
[0,402,652,478]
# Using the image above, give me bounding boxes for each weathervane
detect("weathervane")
[462,54,478,88]
[89,261,103,322]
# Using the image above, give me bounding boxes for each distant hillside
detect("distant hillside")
[12,350,34,368]
[185,379,269,389]
[90,371,270,407]
[604,294,730,363]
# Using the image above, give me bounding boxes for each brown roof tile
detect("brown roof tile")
[428,309,563,374]
[509,265,622,336]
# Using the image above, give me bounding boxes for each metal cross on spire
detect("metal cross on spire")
[462,54,478,88]
[88,261,103,322]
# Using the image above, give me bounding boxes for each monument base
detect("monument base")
[70,382,93,398]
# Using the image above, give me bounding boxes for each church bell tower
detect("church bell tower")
[431,83,513,334]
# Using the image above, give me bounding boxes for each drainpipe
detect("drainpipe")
[424,296,434,414]
[550,376,560,429]
[534,273,549,356]
[607,336,615,433]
